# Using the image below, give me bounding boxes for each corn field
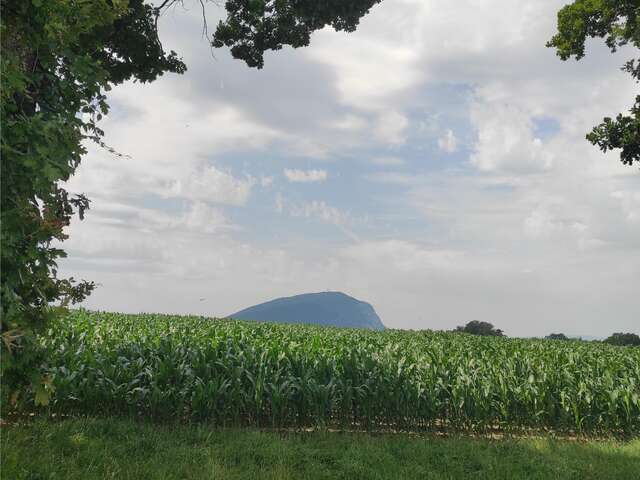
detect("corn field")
[33,310,640,434]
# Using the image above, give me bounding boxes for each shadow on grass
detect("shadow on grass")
[1,417,638,480]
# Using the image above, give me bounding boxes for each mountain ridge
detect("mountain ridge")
[228,291,385,330]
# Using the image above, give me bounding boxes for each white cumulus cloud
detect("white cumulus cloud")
[438,129,458,153]
[284,169,328,183]
[166,166,254,206]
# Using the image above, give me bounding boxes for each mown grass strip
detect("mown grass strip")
[2,418,639,480]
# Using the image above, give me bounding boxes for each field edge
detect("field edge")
[2,417,639,480]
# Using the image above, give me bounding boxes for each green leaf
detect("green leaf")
[34,384,50,406]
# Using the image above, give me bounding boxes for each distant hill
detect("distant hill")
[228,292,385,330]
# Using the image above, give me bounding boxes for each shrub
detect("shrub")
[455,320,504,337]
[545,333,570,341]
[604,333,640,347]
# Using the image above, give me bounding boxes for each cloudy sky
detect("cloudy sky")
[61,0,639,337]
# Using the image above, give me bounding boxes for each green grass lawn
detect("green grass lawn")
[1,418,638,479]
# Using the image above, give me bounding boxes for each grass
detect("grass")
[2,418,639,479]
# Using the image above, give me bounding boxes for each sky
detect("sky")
[60,0,639,337]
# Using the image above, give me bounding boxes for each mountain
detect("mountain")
[228,292,385,330]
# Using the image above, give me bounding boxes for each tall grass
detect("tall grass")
[27,310,640,434]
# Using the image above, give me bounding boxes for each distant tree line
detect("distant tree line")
[603,332,640,347]
[545,333,570,341]
[544,332,640,346]
[456,321,639,346]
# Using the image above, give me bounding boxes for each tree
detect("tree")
[1,0,187,408]
[0,0,382,406]
[545,333,570,341]
[455,321,505,337]
[604,332,640,346]
[212,0,383,68]
[547,0,640,167]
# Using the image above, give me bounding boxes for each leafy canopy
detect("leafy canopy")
[1,0,186,404]
[455,321,505,337]
[212,0,383,68]
[547,0,640,166]
[604,332,640,346]
[545,333,571,341]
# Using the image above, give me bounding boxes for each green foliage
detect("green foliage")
[455,321,504,337]
[547,0,640,166]
[16,310,640,435]
[3,418,640,480]
[212,0,383,68]
[0,0,381,409]
[604,332,640,347]
[546,333,571,341]
[0,0,185,404]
